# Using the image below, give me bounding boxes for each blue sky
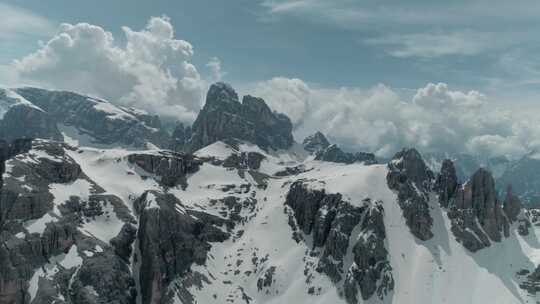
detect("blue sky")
[2,0,540,158]
[3,0,540,96]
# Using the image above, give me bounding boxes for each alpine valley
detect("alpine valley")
[1,83,540,304]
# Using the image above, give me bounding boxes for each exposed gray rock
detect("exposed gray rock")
[134,190,229,304]
[315,144,377,165]
[469,168,507,242]
[69,250,136,304]
[15,87,170,148]
[257,266,276,292]
[285,182,393,302]
[519,264,540,295]
[344,201,394,303]
[447,168,510,252]
[223,152,266,171]
[187,83,294,153]
[1,140,81,225]
[435,159,459,208]
[127,151,202,189]
[274,165,308,177]
[0,103,62,142]
[387,148,434,241]
[302,131,330,154]
[110,223,137,262]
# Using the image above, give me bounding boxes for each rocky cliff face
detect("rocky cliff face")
[315,144,377,165]
[187,83,294,153]
[12,87,170,148]
[134,191,229,304]
[387,148,434,241]
[285,182,393,303]
[127,151,202,189]
[434,159,521,252]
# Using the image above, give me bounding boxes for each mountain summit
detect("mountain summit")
[186,82,294,152]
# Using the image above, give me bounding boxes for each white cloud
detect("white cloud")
[250,77,310,127]
[0,3,56,39]
[365,31,504,58]
[12,16,206,123]
[206,57,226,82]
[253,77,536,159]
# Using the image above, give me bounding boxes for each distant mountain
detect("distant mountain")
[497,154,540,206]
[0,87,171,149]
[185,82,294,153]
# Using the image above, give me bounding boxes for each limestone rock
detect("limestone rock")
[303,131,330,153]
[315,144,377,165]
[387,148,434,241]
[187,83,294,152]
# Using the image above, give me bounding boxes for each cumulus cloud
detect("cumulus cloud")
[254,78,536,159]
[13,16,206,123]
[206,57,226,82]
[250,77,311,127]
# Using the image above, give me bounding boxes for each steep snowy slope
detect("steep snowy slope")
[2,138,539,304]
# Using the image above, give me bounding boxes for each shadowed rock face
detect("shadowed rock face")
[127,152,202,189]
[315,144,377,165]
[187,83,294,153]
[134,191,229,304]
[434,160,518,252]
[0,104,62,142]
[285,182,393,302]
[303,131,330,154]
[387,148,434,241]
[435,159,459,208]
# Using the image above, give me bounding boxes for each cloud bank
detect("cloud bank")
[253,79,536,160]
[13,16,209,123]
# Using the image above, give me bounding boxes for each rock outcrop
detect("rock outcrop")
[14,87,170,148]
[285,182,393,302]
[303,131,330,154]
[127,151,202,188]
[187,83,294,153]
[435,159,459,208]
[387,148,434,241]
[134,191,229,304]
[0,104,62,142]
[315,144,377,165]
[435,160,516,252]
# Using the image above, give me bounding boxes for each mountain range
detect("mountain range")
[0,83,540,304]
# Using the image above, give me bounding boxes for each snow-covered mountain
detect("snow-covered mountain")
[1,83,540,304]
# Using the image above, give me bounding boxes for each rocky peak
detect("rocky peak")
[448,167,510,251]
[387,148,434,240]
[303,131,330,153]
[204,82,240,108]
[315,144,377,165]
[187,83,294,153]
[389,148,434,192]
[435,159,459,208]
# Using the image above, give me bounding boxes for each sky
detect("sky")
[1,0,540,159]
